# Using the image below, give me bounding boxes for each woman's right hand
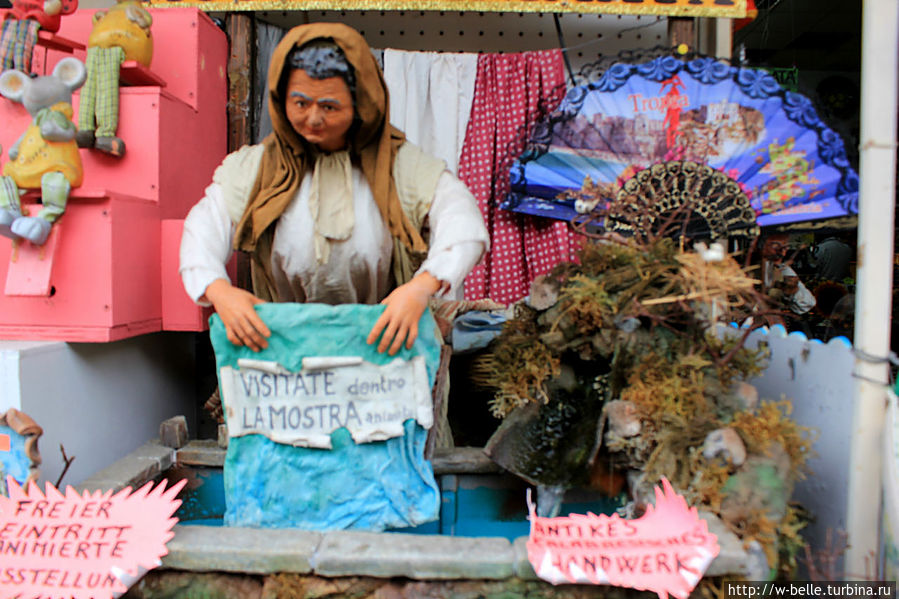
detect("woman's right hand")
[203,279,271,352]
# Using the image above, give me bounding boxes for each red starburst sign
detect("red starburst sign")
[0,477,186,599]
[527,478,719,599]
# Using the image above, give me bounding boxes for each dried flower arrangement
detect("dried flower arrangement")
[478,172,814,577]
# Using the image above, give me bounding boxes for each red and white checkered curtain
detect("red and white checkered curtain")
[459,49,584,305]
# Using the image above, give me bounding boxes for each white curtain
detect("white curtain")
[383,50,478,175]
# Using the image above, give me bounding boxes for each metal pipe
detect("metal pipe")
[848,0,898,577]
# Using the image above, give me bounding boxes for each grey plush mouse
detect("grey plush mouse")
[0,57,85,245]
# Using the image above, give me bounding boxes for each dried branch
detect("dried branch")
[54,444,75,489]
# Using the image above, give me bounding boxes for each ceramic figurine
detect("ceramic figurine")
[702,427,747,467]
[0,0,77,73]
[0,408,42,497]
[0,56,85,245]
[75,0,152,157]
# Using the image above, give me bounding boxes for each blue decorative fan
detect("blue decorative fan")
[504,56,858,234]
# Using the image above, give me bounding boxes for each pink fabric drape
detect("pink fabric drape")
[459,49,584,305]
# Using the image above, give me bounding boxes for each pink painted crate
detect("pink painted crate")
[162,219,207,332]
[0,192,161,342]
[0,8,227,210]
[0,7,228,340]
[50,7,225,113]
[161,219,236,332]
[0,87,222,212]
[0,8,227,112]
[72,86,220,216]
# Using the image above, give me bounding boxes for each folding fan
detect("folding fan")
[504,56,859,239]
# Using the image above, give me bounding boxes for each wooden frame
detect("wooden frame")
[146,0,749,18]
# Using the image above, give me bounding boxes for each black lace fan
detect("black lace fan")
[605,160,759,241]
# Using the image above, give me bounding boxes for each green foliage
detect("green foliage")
[484,311,560,418]
[482,237,769,418]
[477,234,812,575]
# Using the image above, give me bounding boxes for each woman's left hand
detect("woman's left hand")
[367,272,442,355]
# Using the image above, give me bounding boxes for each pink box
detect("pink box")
[0,191,161,342]
[162,219,207,331]
[0,8,226,113]
[50,7,226,113]
[0,87,222,212]
[0,8,227,209]
[72,86,222,216]
[161,219,236,332]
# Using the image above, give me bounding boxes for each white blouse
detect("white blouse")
[180,167,488,306]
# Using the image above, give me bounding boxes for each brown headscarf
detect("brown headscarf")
[233,23,428,260]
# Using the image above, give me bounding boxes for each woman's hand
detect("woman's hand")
[367,272,442,355]
[204,278,271,352]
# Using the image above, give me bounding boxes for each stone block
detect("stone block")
[177,440,225,467]
[702,511,750,577]
[217,423,229,449]
[160,415,189,449]
[132,440,178,468]
[76,441,174,492]
[77,479,127,494]
[163,525,321,574]
[126,571,263,599]
[314,531,515,580]
[512,536,539,580]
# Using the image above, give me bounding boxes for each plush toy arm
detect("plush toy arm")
[36,109,75,142]
[8,131,26,161]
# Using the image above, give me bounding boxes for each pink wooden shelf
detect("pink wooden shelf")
[0,8,228,342]
[36,30,84,53]
[121,61,167,88]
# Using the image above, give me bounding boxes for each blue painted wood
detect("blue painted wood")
[174,467,625,540]
[439,474,458,536]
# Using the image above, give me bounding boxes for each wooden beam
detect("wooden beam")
[226,13,255,152]
[225,13,255,290]
[668,16,695,52]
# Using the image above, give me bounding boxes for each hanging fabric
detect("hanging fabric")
[458,49,579,305]
[383,49,477,175]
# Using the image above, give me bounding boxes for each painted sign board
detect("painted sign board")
[210,303,442,531]
[0,478,185,599]
[527,478,719,599]
[145,0,749,18]
[219,355,433,448]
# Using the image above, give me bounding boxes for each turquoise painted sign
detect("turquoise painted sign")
[211,302,442,531]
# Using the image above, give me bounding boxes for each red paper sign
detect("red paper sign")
[0,434,10,452]
[527,478,719,599]
[0,477,186,599]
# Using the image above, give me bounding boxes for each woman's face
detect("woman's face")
[284,68,354,152]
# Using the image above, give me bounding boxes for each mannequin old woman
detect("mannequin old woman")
[180,23,488,354]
